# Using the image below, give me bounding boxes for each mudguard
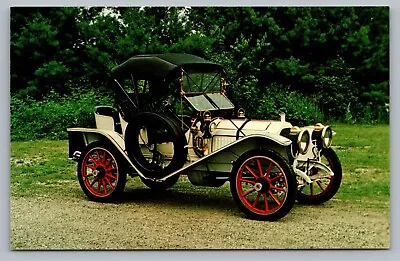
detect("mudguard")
[67,128,146,179]
[68,128,292,182]
[159,134,292,181]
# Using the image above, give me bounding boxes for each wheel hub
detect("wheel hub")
[93,166,105,178]
[254,177,270,193]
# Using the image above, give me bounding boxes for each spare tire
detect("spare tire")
[125,112,188,179]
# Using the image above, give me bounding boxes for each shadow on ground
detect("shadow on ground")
[120,186,239,214]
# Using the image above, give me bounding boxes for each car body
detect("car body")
[67,53,342,221]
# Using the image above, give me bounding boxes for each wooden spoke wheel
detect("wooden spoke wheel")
[231,150,296,221]
[296,148,342,204]
[78,141,126,202]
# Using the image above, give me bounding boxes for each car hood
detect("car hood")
[212,119,293,137]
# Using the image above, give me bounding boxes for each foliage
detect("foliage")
[230,81,323,125]
[186,7,389,123]
[11,7,82,98]
[258,83,324,126]
[10,90,113,141]
[314,57,357,121]
[10,7,389,140]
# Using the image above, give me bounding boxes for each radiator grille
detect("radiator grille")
[211,136,236,152]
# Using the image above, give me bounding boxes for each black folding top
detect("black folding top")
[111,53,223,81]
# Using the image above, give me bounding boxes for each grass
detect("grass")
[10,124,390,210]
[329,124,390,207]
[10,140,79,198]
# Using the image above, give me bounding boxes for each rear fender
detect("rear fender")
[67,128,144,178]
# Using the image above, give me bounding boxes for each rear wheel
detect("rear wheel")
[77,141,127,202]
[230,150,296,221]
[296,148,342,204]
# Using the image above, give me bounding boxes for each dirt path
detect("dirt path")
[10,186,390,250]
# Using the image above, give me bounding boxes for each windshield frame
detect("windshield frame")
[180,69,224,94]
[184,92,235,112]
[178,69,233,112]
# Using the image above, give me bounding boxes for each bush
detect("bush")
[10,90,113,141]
[230,81,323,126]
[314,58,358,121]
[259,83,324,126]
[357,102,389,125]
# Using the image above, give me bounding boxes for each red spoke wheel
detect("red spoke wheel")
[230,150,296,221]
[78,141,126,202]
[297,148,342,204]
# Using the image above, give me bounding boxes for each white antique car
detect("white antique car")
[67,53,342,221]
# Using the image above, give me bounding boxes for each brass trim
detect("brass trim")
[297,129,311,155]
[290,126,302,135]
[314,123,324,131]
[321,126,333,148]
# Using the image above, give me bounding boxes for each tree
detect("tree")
[11,7,81,97]
[10,6,389,123]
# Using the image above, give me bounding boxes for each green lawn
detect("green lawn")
[10,124,390,209]
[330,124,390,208]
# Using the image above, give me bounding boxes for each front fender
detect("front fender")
[160,134,292,181]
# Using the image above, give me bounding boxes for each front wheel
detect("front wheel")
[230,150,296,221]
[296,148,342,204]
[77,141,127,202]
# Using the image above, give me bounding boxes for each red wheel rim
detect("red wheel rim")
[299,154,335,198]
[81,147,119,197]
[236,156,288,215]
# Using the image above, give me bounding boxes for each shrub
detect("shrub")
[10,90,113,141]
[258,83,324,126]
[314,58,358,121]
[230,81,323,126]
[357,102,390,124]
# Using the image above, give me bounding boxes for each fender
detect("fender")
[67,127,147,179]
[159,134,292,181]
[67,128,292,182]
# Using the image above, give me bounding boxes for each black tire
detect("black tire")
[230,149,296,221]
[296,148,342,204]
[125,112,188,179]
[140,174,180,190]
[77,141,127,202]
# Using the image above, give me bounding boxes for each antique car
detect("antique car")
[67,53,342,221]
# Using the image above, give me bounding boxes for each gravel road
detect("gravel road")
[10,184,390,250]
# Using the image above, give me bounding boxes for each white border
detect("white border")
[2,1,398,260]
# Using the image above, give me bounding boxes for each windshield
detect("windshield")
[182,72,221,93]
[185,93,234,111]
